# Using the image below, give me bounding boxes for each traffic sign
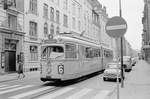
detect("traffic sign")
[105,16,127,38]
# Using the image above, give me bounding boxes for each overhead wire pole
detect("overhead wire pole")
[119,0,124,88]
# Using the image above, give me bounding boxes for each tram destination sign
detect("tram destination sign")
[105,16,127,38]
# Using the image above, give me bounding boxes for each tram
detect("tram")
[40,34,113,82]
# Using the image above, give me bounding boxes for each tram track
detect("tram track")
[30,86,62,99]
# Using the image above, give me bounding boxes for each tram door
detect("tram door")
[5,51,16,72]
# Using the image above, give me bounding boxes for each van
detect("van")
[122,56,132,72]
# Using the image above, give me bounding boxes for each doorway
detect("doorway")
[5,51,16,72]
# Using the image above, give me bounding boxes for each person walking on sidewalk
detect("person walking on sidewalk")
[18,61,25,79]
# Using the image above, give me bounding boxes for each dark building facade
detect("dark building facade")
[142,0,150,62]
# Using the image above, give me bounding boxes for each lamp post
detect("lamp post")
[119,0,124,88]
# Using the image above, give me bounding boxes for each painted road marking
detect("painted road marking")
[0,85,20,90]
[106,24,127,30]
[93,90,110,99]
[0,85,33,95]
[37,87,74,99]
[0,85,8,88]
[9,86,53,99]
[66,88,92,99]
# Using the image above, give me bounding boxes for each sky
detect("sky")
[99,0,144,50]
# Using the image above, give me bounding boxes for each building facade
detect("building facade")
[142,0,150,61]
[0,0,24,74]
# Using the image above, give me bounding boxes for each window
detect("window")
[63,14,68,27]
[78,21,81,31]
[50,24,54,35]
[44,22,48,37]
[56,26,59,34]
[72,3,76,15]
[63,0,68,10]
[50,7,54,21]
[65,43,77,59]
[78,7,81,18]
[29,0,37,14]
[56,10,60,24]
[8,14,17,30]
[85,47,93,58]
[55,0,59,5]
[29,21,37,37]
[43,4,48,18]
[30,46,38,61]
[72,17,76,29]
[5,39,17,51]
[11,0,16,8]
[50,0,54,2]
[85,48,101,58]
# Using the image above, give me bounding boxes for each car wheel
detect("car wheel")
[119,78,122,82]
[103,77,106,81]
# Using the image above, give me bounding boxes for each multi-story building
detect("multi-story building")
[23,0,113,72]
[142,0,150,61]
[0,0,24,74]
[97,6,116,58]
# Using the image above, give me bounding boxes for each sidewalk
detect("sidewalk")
[109,60,150,99]
[0,71,40,83]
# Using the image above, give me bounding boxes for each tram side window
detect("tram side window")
[104,50,111,58]
[98,49,101,57]
[65,43,77,59]
[85,47,92,58]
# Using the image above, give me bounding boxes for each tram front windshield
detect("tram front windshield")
[42,46,64,59]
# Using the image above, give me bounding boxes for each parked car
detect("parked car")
[131,57,138,66]
[119,56,132,72]
[122,56,132,72]
[103,62,122,81]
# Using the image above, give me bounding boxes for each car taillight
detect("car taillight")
[58,64,64,74]
[40,63,42,74]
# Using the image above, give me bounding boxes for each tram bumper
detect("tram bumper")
[40,77,60,82]
[40,74,61,82]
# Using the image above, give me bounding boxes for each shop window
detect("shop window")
[30,46,38,61]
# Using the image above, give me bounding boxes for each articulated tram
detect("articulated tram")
[40,35,113,82]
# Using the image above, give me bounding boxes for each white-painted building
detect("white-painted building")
[0,0,24,74]
[98,6,116,59]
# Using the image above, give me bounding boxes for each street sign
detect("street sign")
[105,16,127,38]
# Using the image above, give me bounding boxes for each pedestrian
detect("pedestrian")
[18,61,25,79]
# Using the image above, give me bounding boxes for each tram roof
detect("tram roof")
[53,35,101,48]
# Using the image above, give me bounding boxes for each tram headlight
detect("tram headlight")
[58,64,64,74]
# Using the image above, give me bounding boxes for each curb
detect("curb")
[0,78,17,83]
[0,71,40,83]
